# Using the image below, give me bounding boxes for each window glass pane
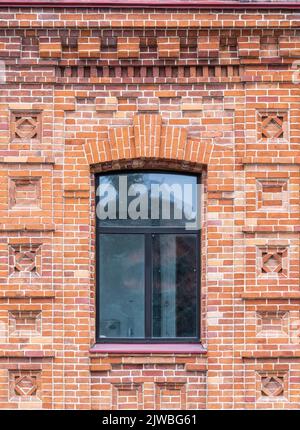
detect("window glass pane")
[152,234,197,338]
[99,234,145,338]
[97,172,198,228]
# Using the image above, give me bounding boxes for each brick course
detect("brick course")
[0,1,299,409]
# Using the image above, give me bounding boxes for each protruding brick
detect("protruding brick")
[238,36,260,58]
[0,2,299,413]
[95,97,118,111]
[90,364,112,372]
[39,37,62,58]
[0,36,21,58]
[279,36,300,58]
[137,97,159,111]
[198,36,219,58]
[117,37,140,58]
[157,37,180,58]
[78,37,101,58]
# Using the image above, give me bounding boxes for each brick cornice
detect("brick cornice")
[1,1,300,9]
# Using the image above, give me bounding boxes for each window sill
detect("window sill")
[90,343,207,354]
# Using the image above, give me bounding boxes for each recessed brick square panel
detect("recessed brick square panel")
[245,236,299,294]
[9,177,41,210]
[11,111,41,141]
[258,111,288,140]
[257,311,289,337]
[112,383,143,410]
[257,179,288,211]
[262,376,284,397]
[9,243,42,277]
[257,372,288,402]
[258,246,288,278]
[156,382,186,410]
[9,310,42,336]
[10,371,41,400]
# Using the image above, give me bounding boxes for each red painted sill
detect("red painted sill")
[90,343,207,354]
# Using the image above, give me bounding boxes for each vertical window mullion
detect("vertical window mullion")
[197,230,201,340]
[145,233,152,339]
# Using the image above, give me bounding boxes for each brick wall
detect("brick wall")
[0,3,299,409]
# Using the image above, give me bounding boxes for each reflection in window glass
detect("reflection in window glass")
[96,171,200,342]
[98,172,197,228]
[99,234,145,338]
[152,234,197,338]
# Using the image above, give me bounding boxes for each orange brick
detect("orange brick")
[157,36,180,58]
[117,37,140,58]
[78,37,101,58]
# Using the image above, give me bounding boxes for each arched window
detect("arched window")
[96,171,200,342]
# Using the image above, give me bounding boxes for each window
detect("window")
[96,171,200,343]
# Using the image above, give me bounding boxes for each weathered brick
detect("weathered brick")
[238,36,260,58]
[78,37,101,58]
[0,1,299,412]
[39,37,62,58]
[157,36,180,58]
[117,37,140,58]
[198,36,219,58]
[279,36,300,58]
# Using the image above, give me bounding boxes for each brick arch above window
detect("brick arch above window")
[83,114,214,167]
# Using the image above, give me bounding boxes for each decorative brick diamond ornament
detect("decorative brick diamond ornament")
[261,376,284,397]
[11,111,41,141]
[14,375,38,396]
[259,247,288,277]
[261,114,285,139]
[262,252,283,274]
[15,116,38,139]
[9,243,41,276]
[15,249,36,273]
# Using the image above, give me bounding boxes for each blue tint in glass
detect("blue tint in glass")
[99,234,145,338]
[97,172,198,228]
[152,234,197,338]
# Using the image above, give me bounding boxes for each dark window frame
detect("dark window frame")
[95,170,201,344]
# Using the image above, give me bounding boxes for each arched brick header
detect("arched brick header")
[84,113,214,167]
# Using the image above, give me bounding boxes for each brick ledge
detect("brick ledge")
[242,157,300,165]
[90,343,207,355]
[242,225,299,233]
[0,224,55,232]
[0,291,56,299]
[89,362,207,372]
[0,156,55,165]
[0,350,55,358]
[242,351,300,359]
[241,292,300,300]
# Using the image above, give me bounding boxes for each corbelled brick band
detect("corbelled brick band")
[0,0,299,410]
